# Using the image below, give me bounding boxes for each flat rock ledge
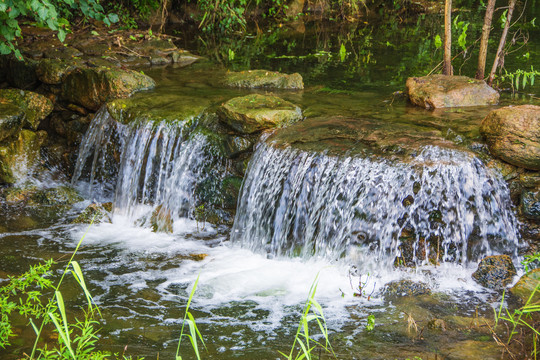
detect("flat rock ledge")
[406,74,499,109]
[481,105,540,171]
[224,70,304,90]
[217,94,303,134]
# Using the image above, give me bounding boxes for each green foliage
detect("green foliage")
[453,16,470,52]
[523,252,540,274]
[0,259,55,348]
[279,273,335,360]
[366,314,375,331]
[0,0,118,59]
[194,0,248,35]
[497,66,539,91]
[176,275,206,360]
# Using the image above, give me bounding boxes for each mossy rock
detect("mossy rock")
[106,92,209,126]
[481,105,540,171]
[2,184,82,208]
[72,202,113,224]
[62,67,156,111]
[510,269,540,304]
[224,70,304,90]
[0,89,53,130]
[0,129,47,184]
[217,94,303,134]
[521,189,540,220]
[150,204,174,233]
[472,255,516,290]
[406,75,499,109]
[383,280,431,298]
[36,58,85,85]
[43,46,83,60]
[0,103,25,142]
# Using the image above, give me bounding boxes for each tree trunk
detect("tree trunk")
[443,0,453,75]
[476,0,497,80]
[488,0,517,86]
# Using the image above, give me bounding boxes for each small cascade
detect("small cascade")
[72,107,221,221]
[232,142,520,265]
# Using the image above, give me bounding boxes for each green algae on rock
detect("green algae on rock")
[3,185,82,208]
[0,129,47,184]
[35,58,86,85]
[511,268,540,304]
[472,255,517,290]
[383,279,431,298]
[0,103,25,142]
[217,94,303,134]
[0,89,53,130]
[480,105,540,171]
[406,75,499,109]
[62,67,156,111]
[72,202,113,224]
[224,70,304,89]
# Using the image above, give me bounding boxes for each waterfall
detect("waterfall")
[72,107,220,221]
[231,142,521,265]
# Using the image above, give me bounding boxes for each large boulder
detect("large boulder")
[0,89,53,130]
[472,255,516,290]
[0,129,47,184]
[511,268,540,304]
[480,105,540,171]
[62,67,156,110]
[36,58,85,85]
[3,185,82,207]
[224,70,304,90]
[217,94,303,134]
[406,75,499,109]
[0,103,25,142]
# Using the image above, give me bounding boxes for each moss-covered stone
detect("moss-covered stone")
[217,94,303,134]
[521,189,540,220]
[43,46,83,60]
[406,75,499,109]
[0,89,53,130]
[510,269,540,304]
[72,202,113,224]
[0,103,25,142]
[2,184,82,208]
[36,58,85,85]
[383,280,431,298]
[472,255,516,290]
[0,129,47,184]
[62,67,156,110]
[481,105,540,171]
[150,204,174,233]
[224,70,304,89]
[106,93,209,125]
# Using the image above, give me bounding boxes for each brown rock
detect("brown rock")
[406,75,499,109]
[472,255,516,290]
[480,105,540,170]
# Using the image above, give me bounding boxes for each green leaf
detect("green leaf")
[339,43,346,62]
[0,42,11,55]
[108,13,119,24]
[434,34,442,49]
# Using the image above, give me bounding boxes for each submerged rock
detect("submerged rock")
[510,268,540,304]
[0,129,47,184]
[472,255,516,290]
[0,103,25,142]
[224,70,304,89]
[480,105,540,171]
[383,280,431,298]
[72,202,113,224]
[217,94,303,134]
[0,89,53,130]
[406,75,499,109]
[62,67,156,110]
